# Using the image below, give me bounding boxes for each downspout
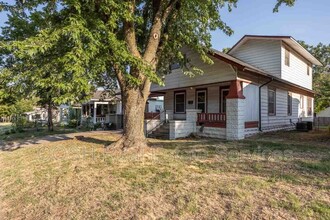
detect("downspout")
[258,78,274,131]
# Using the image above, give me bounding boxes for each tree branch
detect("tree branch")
[143,0,178,63]
[124,0,141,58]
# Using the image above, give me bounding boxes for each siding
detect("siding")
[281,43,313,90]
[151,49,236,92]
[260,85,313,129]
[230,39,281,77]
[243,82,259,121]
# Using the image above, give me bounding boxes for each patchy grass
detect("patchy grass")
[0,130,329,219]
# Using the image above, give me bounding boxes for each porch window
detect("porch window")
[287,92,292,116]
[285,48,290,66]
[196,90,207,113]
[268,88,276,115]
[174,92,185,113]
[220,87,229,113]
[307,97,312,116]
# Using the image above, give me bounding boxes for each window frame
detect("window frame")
[287,92,292,116]
[268,88,276,116]
[285,48,290,67]
[174,91,186,114]
[219,86,230,113]
[195,89,207,113]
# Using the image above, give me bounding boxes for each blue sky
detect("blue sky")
[0,0,329,50]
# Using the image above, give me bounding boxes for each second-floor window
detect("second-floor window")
[268,88,276,115]
[288,92,292,116]
[285,49,290,66]
[307,64,310,76]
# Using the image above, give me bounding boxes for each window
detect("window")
[307,64,310,76]
[300,95,304,109]
[268,88,276,115]
[174,92,185,113]
[285,49,290,66]
[196,90,207,113]
[220,87,229,113]
[288,92,292,116]
[307,97,312,116]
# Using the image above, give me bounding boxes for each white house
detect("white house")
[81,91,123,129]
[145,35,322,140]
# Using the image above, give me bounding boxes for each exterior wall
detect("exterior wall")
[151,49,236,92]
[281,43,313,90]
[242,82,259,121]
[260,85,313,130]
[230,40,282,77]
[169,120,196,139]
[197,126,226,139]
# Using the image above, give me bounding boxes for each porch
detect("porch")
[146,80,260,140]
[81,101,123,129]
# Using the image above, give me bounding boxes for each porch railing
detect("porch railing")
[197,113,226,127]
[144,112,161,120]
[96,117,106,123]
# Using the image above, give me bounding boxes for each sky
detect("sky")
[0,0,329,50]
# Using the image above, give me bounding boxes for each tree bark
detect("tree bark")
[110,88,148,151]
[47,101,54,132]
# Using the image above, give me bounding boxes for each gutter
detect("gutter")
[258,78,274,131]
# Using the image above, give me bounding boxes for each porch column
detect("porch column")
[93,102,97,124]
[226,80,245,140]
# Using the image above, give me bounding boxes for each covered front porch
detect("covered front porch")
[145,80,259,140]
[81,101,123,129]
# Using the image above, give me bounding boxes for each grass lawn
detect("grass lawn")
[0,130,329,219]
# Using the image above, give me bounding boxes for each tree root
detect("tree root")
[106,135,151,154]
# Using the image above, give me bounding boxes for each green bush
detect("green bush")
[67,119,78,128]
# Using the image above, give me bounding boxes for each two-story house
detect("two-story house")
[146,35,322,140]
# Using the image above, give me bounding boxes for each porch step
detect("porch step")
[148,122,170,139]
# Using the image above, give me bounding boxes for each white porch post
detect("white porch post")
[93,102,97,124]
[226,80,246,140]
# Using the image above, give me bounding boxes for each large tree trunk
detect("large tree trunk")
[110,88,148,151]
[47,102,54,132]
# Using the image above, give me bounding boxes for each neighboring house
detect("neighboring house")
[146,35,322,140]
[316,107,330,117]
[146,97,164,113]
[81,90,123,129]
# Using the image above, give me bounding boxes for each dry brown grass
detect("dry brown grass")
[0,130,329,219]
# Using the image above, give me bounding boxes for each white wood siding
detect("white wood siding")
[230,40,281,77]
[243,82,259,121]
[260,85,313,129]
[281,43,313,90]
[151,49,236,92]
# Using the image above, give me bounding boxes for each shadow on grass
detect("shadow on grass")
[0,134,74,152]
[76,136,115,146]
